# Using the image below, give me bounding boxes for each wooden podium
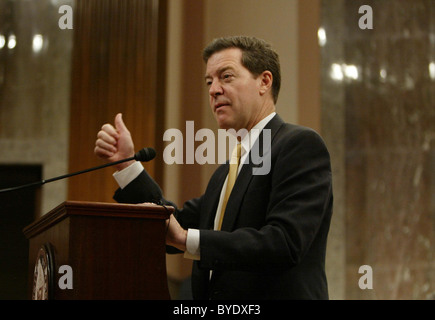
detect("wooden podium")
[23,201,173,300]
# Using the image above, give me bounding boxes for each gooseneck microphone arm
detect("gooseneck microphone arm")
[0,147,156,194]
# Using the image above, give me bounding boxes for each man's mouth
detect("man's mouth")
[215,102,231,111]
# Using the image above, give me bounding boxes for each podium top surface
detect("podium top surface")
[23,201,174,239]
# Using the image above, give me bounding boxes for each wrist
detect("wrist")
[175,229,188,252]
[115,159,136,171]
[166,215,188,252]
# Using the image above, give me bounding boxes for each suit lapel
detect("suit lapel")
[220,114,285,231]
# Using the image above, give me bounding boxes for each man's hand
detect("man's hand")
[94,113,135,171]
[165,214,187,252]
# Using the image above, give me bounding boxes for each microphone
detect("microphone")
[0,147,156,194]
[133,147,156,162]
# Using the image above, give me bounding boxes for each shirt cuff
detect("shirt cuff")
[184,229,200,260]
[113,161,144,189]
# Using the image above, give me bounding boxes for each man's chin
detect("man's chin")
[215,117,232,130]
[217,122,235,131]
[215,115,242,131]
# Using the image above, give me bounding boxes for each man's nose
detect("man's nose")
[209,80,223,97]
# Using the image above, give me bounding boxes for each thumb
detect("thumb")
[114,113,129,134]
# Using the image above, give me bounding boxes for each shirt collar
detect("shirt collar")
[239,112,276,156]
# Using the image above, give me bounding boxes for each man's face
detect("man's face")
[205,48,265,131]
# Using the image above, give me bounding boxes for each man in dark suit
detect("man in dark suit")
[95,36,333,299]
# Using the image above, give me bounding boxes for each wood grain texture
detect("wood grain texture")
[68,0,167,202]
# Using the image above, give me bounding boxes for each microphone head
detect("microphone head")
[134,148,157,162]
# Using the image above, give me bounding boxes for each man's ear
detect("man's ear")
[259,71,273,97]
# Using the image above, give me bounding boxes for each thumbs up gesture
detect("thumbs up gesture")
[94,113,135,170]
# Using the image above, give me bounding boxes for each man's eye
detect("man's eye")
[223,74,233,80]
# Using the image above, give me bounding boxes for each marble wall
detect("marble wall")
[321,0,434,299]
[0,0,74,215]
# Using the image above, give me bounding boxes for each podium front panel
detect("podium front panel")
[24,201,173,300]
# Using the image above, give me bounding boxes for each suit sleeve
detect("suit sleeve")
[113,168,203,254]
[199,128,333,272]
[113,169,165,205]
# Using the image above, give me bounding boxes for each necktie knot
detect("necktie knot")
[230,143,242,165]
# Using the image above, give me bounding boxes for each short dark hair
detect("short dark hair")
[203,36,281,104]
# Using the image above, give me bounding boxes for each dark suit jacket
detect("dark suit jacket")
[114,114,333,300]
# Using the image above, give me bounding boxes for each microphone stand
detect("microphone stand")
[0,148,154,194]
